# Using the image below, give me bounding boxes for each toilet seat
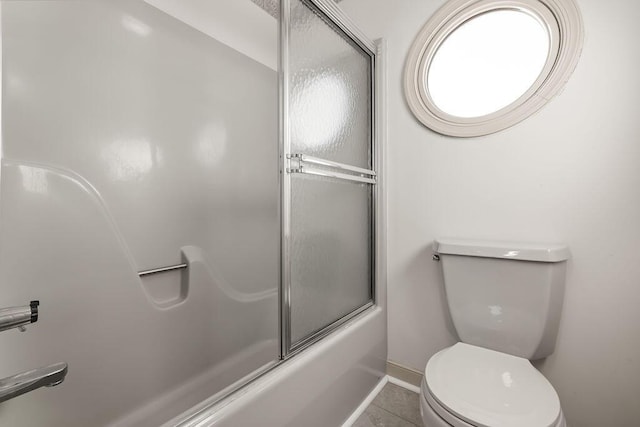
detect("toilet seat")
[422,386,566,427]
[424,343,562,427]
[422,379,477,427]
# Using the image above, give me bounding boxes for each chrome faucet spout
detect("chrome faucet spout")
[0,362,68,403]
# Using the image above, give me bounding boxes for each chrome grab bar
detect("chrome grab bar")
[287,154,376,184]
[138,263,188,278]
[0,362,68,403]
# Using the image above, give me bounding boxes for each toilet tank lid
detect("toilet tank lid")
[433,238,570,262]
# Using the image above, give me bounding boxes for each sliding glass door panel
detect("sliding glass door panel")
[1,1,279,424]
[288,0,372,170]
[283,0,376,351]
[289,174,372,343]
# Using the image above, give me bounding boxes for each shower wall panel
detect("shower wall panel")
[0,1,278,425]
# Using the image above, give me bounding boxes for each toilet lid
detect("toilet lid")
[425,343,561,427]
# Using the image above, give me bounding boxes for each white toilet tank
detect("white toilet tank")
[434,238,570,360]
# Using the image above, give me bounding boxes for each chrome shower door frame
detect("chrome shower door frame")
[279,0,380,359]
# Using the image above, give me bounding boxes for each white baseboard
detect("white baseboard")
[387,375,421,394]
[341,373,423,427]
[341,376,388,427]
[386,360,424,388]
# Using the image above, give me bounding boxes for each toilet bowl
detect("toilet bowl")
[420,239,571,427]
[419,343,566,427]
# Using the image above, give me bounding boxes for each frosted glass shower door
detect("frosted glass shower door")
[282,0,376,352]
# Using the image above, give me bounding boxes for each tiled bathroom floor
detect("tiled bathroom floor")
[353,383,422,427]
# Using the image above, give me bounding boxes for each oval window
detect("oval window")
[404,0,584,137]
[427,10,549,118]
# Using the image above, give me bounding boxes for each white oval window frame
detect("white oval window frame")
[404,0,584,137]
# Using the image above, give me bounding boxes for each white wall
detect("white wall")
[340,0,640,425]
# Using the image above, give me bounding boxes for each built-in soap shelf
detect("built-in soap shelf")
[138,248,191,308]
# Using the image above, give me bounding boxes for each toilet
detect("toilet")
[420,238,570,427]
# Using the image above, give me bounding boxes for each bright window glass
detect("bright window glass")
[427,9,550,118]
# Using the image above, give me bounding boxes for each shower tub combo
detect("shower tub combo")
[0,0,386,426]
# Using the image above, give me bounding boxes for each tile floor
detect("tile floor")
[353,383,422,427]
